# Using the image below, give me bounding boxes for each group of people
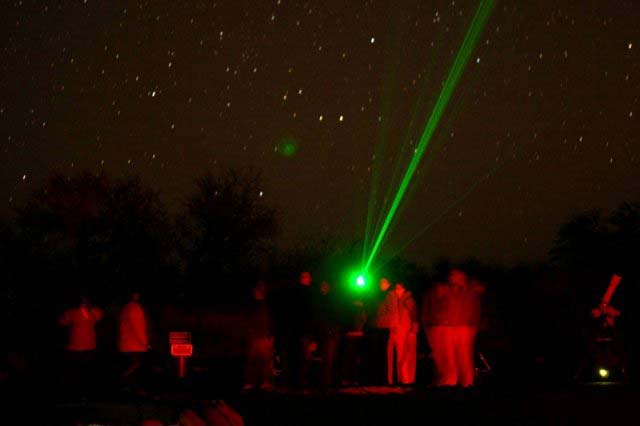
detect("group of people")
[59,291,150,382]
[243,268,484,390]
[58,269,484,391]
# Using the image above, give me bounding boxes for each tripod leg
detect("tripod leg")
[478,352,491,372]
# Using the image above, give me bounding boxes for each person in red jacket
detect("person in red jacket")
[422,280,456,386]
[450,272,484,387]
[59,296,104,384]
[60,296,104,352]
[119,291,150,378]
[422,269,483,387]
[388,282,418,385]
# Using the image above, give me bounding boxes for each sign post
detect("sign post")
[169,331,193,378]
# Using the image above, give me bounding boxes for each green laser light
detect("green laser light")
[356,275,366,287]
[362,0,495,272]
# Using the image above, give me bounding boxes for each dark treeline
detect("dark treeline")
[1,169,639,384]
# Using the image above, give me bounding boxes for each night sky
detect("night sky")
[1,1,638,266]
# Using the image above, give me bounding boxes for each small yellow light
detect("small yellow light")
[598,368,609,378]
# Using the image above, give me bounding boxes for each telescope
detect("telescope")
[601,274,622,306]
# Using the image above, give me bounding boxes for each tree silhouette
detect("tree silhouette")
[608,202,640,275]
[181,169,277,298]
[15,171,174,301]
[550,203,640,275]
[549,210,607,270]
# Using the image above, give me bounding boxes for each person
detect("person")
[422,269,483,387]
[60,296,104,352]
[364,277,395,385]
[243,281,274,390]
[119,291,150,379]
[59,296,104,385]
[422,280,455,386]
[388,282,418,385]
[287,271,314,387]
[313,281,340,387]
[340,298,367,385]
[450,271,484,387]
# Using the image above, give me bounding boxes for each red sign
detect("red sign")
[169,331,192,357]
[171,343,193,357]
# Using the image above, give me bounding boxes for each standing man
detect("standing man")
[60,296,104,352]
[314,281,340,387]
[340,298,367,385]
[244,280,274,390]
[451,271,484,387]
[364,277,395,385]
[59,296,104,384]
[119,291,150,380]
[288,271,314,388]
[424,268,483,387]
[388,283,418,385]
[422,280,455,386]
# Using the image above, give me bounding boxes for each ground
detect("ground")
[19,383,640,425]
[3,353,635,425]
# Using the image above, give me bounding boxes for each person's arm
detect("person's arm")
[92,307,104,322]
[473,280,486,295]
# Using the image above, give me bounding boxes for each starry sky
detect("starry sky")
[1,1,639,267]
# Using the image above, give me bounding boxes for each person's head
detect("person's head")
[379,278,391,292]
[79,296,90,307]
[299,271,312,287]
[253,280,266,300]
[448,268,467,288]
[394,282,406,297]
[130,291,141,302]
[320,281,331,295]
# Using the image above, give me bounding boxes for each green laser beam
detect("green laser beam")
[393,157,504,259]
[363,49,403,263]
[369,22,460,248]
[383,113,564,264]
[367,106,469,270]
[365,9,454,263]
[364,0,495,272]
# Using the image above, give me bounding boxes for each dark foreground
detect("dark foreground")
[3,353,635,425]
[8,383,640,426]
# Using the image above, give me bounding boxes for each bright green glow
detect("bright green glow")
[364,0,494,271]
[282,143,296,156]
[345,268,370,291]
[276,138,298,157]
